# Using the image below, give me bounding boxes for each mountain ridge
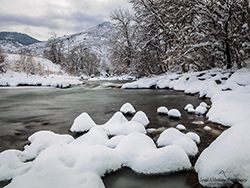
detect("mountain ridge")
[0,21,115,61]
[0,31,40,46]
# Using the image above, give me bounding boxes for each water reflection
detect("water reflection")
[103,168,191,188]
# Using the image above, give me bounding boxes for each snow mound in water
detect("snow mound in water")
[195,106,207,115]
[184,104,194,110]
[70,112,97,132]
[131,111,150,127]
[115,132,192,174]
[157,128,199,157]
[120,102,136,115]
[0,128,193,187]
[176,124,186,131]
[168,109,181,118]
[157,106,169,114]
[21,131,74,161]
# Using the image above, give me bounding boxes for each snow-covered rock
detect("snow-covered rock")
[116,132,192,174]
[106,135,125,149]
[120,102,136,115]
[105,121,146,136]
[157,128,198,157]
[122,77,159,89]
[195,118,250,188]
[157,106,169,114]
[199,102,208,108]
[102,112,128,130]
[131,111,150,127]
[195,106,207,115]
[70,112,97,132]
[168,109,181,118]
[203,126,212,131]
[187,107,195,113]
[184,104,194,111]
[186,132,201,144]
[69,127,108,148]
[21,131,74,161]
[176,124,186,131]
[0,150,31,181]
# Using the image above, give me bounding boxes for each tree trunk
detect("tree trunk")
[226,42,232,69]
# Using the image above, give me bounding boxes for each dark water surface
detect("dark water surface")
[0,81,210,188]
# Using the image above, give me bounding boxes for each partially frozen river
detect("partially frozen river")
[0,81,212,187]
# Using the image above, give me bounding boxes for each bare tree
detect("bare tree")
[0,47,6,73]
[109,8,136,73]
[66,44,101,77]
[109,8,163,77]
[44,37,65,66]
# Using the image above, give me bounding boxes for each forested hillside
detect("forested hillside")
[110,0,250,76]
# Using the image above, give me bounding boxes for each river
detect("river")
[0,81,216,188]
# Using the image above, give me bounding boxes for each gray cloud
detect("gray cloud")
[0,0,132,41]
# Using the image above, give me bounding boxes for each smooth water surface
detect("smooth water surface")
[0,81,208,188]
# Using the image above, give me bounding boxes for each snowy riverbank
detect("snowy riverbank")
[123,68,250,127]
[0,72,83,88]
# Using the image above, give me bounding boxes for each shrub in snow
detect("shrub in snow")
[184,104,194,111]
[131,111,150,127]
[195,118,250,188]
[168,109,181,118]
[195,106,207,115]
[203,126,212,131]
[115,132,191,174]
[120,102,136,115]
[70,112,97,133]
[157,106,168,114]
[176,124,186,131]
[157,128,198,157]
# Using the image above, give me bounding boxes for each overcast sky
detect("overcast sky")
[0,0,132,41]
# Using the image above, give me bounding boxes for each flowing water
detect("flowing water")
[0,81,217,188]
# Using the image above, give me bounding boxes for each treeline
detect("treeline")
[43,38,104,77]
[109,0,250,76]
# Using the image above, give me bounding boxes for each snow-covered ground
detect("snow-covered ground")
[0,54,83,88]
[0,72,82,88]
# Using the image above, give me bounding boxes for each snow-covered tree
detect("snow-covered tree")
[129,0,250,72]
[109,8,163,77]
